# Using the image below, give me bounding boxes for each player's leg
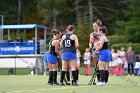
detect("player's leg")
[60,60,69,85]
[70,59,78,86]
[131,63,134,76]
[52,63,59,85]
[65,65,71,85]
[99,62,105,83]
[76,62,80,84]
[87,61,92,76]
[105,62,109,84]
[48,64,53,85]
[94,54,100,82]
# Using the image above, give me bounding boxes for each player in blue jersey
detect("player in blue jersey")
[94,26,110,85]
[60,25,79,86]
[47,29,61,85]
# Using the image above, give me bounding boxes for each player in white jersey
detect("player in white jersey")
[84,48,92,75]
[109,49,118,76]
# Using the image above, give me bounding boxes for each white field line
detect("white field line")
[5,86,90,93]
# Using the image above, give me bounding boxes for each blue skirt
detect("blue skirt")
[108,49,112,61]
[99,49,111,62]
[43,51,49,63]
[62,52,77,60]
[47,53,58,64]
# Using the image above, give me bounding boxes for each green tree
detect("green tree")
[75,21,91,54]
[116,0,140,43]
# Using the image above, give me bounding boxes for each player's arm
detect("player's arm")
[89,33,93,48]
[74,35,79,49]
[94,36,105,54]
[54,40,61,57]
[60,35,65,49]
[79,52,81,58]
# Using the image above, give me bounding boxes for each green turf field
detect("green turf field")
[0,75,140,93]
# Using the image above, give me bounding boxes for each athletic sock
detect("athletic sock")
[96,70,100,82]
[100,70,105,82]
[60,71,65,83]
[48,71,53,83]
[53,71,57,83]
[105,70,109,83]
[72,71,77,83]
[76,70,79,81]
[66,71,70,81]
[51,71,54,84]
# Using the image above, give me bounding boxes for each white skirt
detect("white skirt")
[77,59,80,64]
[118,58,124,64]
[84,60,90,64]
[109,59,118,67]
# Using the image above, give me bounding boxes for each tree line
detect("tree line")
[0,0,140,53]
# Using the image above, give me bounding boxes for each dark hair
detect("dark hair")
[96,19,102,27]
[99,26,107,34]
[67,25,75,31]
[52,29,60,35]
[60,32,66,38]
[118,55,121,58]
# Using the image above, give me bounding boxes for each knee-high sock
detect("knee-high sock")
[66,71,70,81]
[105,70,109,83]
[100,70,105,82]
[60,71,65,83]
[72,71,77,83]
[53,71,57,83]
[96,70,100,82]
[76,70,79,81]
[48,71,53,83]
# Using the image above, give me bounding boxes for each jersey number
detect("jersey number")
[65,40,71,47]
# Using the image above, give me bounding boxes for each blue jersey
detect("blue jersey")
[49,39,57,56]
[62,33,76,54]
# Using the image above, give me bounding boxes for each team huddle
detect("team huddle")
[44,19,112,86]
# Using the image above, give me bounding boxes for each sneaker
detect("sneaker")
[131,74,134,76]
[128,74,130,76]
[96,82,105,86]
[73,82,78,86]
[48,81,53,85]
[105,82,109,85]
[76,80,80,85]
[66,81,71,85]
[60,82,65,86]
[48,82,53,85]
[53,82,59,85]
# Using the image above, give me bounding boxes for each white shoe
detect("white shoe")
[77,80,80,85]
[105,82,109,85]
[132,74,134,76]
[96,82,105,86]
